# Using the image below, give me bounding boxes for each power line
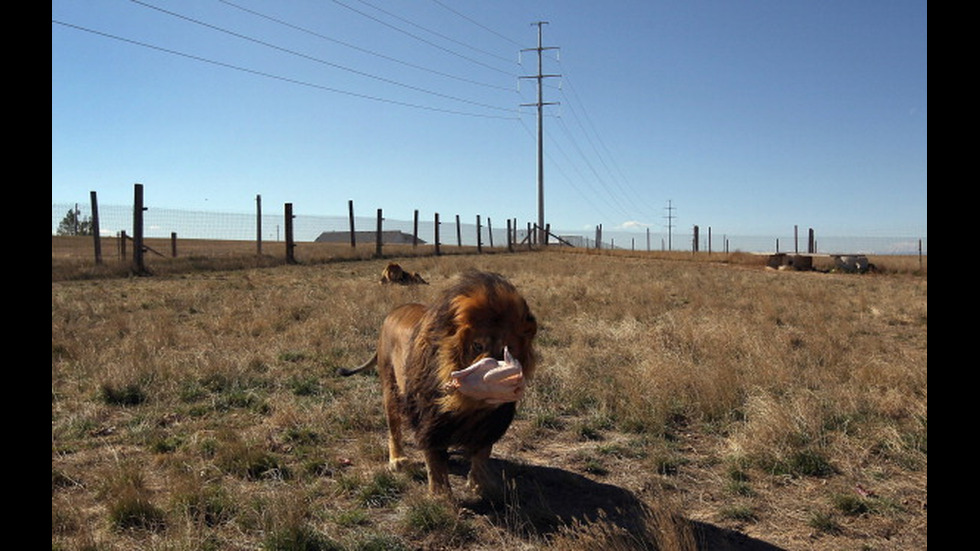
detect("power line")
[330,0,517,76]
[349,0,517,65]
[428,0,524,48]
[218,0,516,93]
[128,0,516,115]
[530,118,625,223]
[52,19,519,120]
[552,116,631,219]
[558,75,660,222]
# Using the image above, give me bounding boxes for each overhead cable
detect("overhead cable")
[52,19,519,120]
[128,0,515,114]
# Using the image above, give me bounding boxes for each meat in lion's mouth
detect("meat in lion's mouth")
[446,346,525,404]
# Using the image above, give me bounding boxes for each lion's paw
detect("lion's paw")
[388,457,409,472]
[466,472,503,500]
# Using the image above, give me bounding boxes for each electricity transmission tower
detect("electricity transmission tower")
[521,22,559,245]
[664,199,676,251]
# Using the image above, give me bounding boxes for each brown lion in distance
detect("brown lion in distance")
[380,262,428,285]
[340,270,537,498]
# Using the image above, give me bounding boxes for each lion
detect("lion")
[340,270,537,498]
[380,262,428,285]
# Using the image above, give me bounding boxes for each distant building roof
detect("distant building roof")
[314,231,425,245]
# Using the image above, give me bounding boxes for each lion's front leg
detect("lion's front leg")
[423,448,452,497]
[466,445,502,498]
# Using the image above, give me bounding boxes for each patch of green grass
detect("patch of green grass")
[718,505,757,523]
[533,411,565,430]
[278,350,309,363]
[98,382,147,406]
[576,423,603,441]
[284,426,320,446]
[648,447,686,476]
[104,466,166,533]
[173,484,235,527]
[575,414,614,441]
[725,458,750,482]
[288,374,322,396]
[301,457,335,478]
[724,460,754,495]
[831,493,872,516]
[763,449,836,478]
[352,533,412,551]
[263,523,343,551]
[332,508,370,527]
[581,456,609,476]
[215,438,288,480]
[108,493,167,532]
[594,440,648,460]
[725,480,755,497]
[215,388,269,413]
[807,510,841,534]
[149,434,182,454]
[178,380,208,403]
[403,498,456,533]
[356,471,406,508]
[403,497,475,545]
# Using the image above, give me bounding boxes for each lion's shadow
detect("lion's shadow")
[449,456,787,551]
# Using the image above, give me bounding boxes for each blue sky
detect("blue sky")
[52,1,927,246]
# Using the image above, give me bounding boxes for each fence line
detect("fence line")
[53,191,928,266]
[53,200,561,255]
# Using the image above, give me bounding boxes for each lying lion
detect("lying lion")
[379,263,428,285]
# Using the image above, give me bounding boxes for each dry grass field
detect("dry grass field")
[52,242,926,550]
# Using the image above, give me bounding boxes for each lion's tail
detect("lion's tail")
[338,353,378,376]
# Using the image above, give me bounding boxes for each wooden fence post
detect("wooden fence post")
[119,230,127,260]
[476,215,482,253]
[413,209,419,248]
[375,208,383,258]
[256,194,262,255]
[455,215,462,247]
[487,217,493,248]
[132,183,148,275]
[90,191,102,265]
[348,200,356,247]
[434,213,441,256]
[506,219,513,252]
[171,232,177,257]
[285,203,296,264]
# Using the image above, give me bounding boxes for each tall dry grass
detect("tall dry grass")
[52,248,926,550]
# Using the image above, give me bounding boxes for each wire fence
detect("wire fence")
[53,200,927,261]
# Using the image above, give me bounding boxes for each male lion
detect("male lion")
[340,270,537,498]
